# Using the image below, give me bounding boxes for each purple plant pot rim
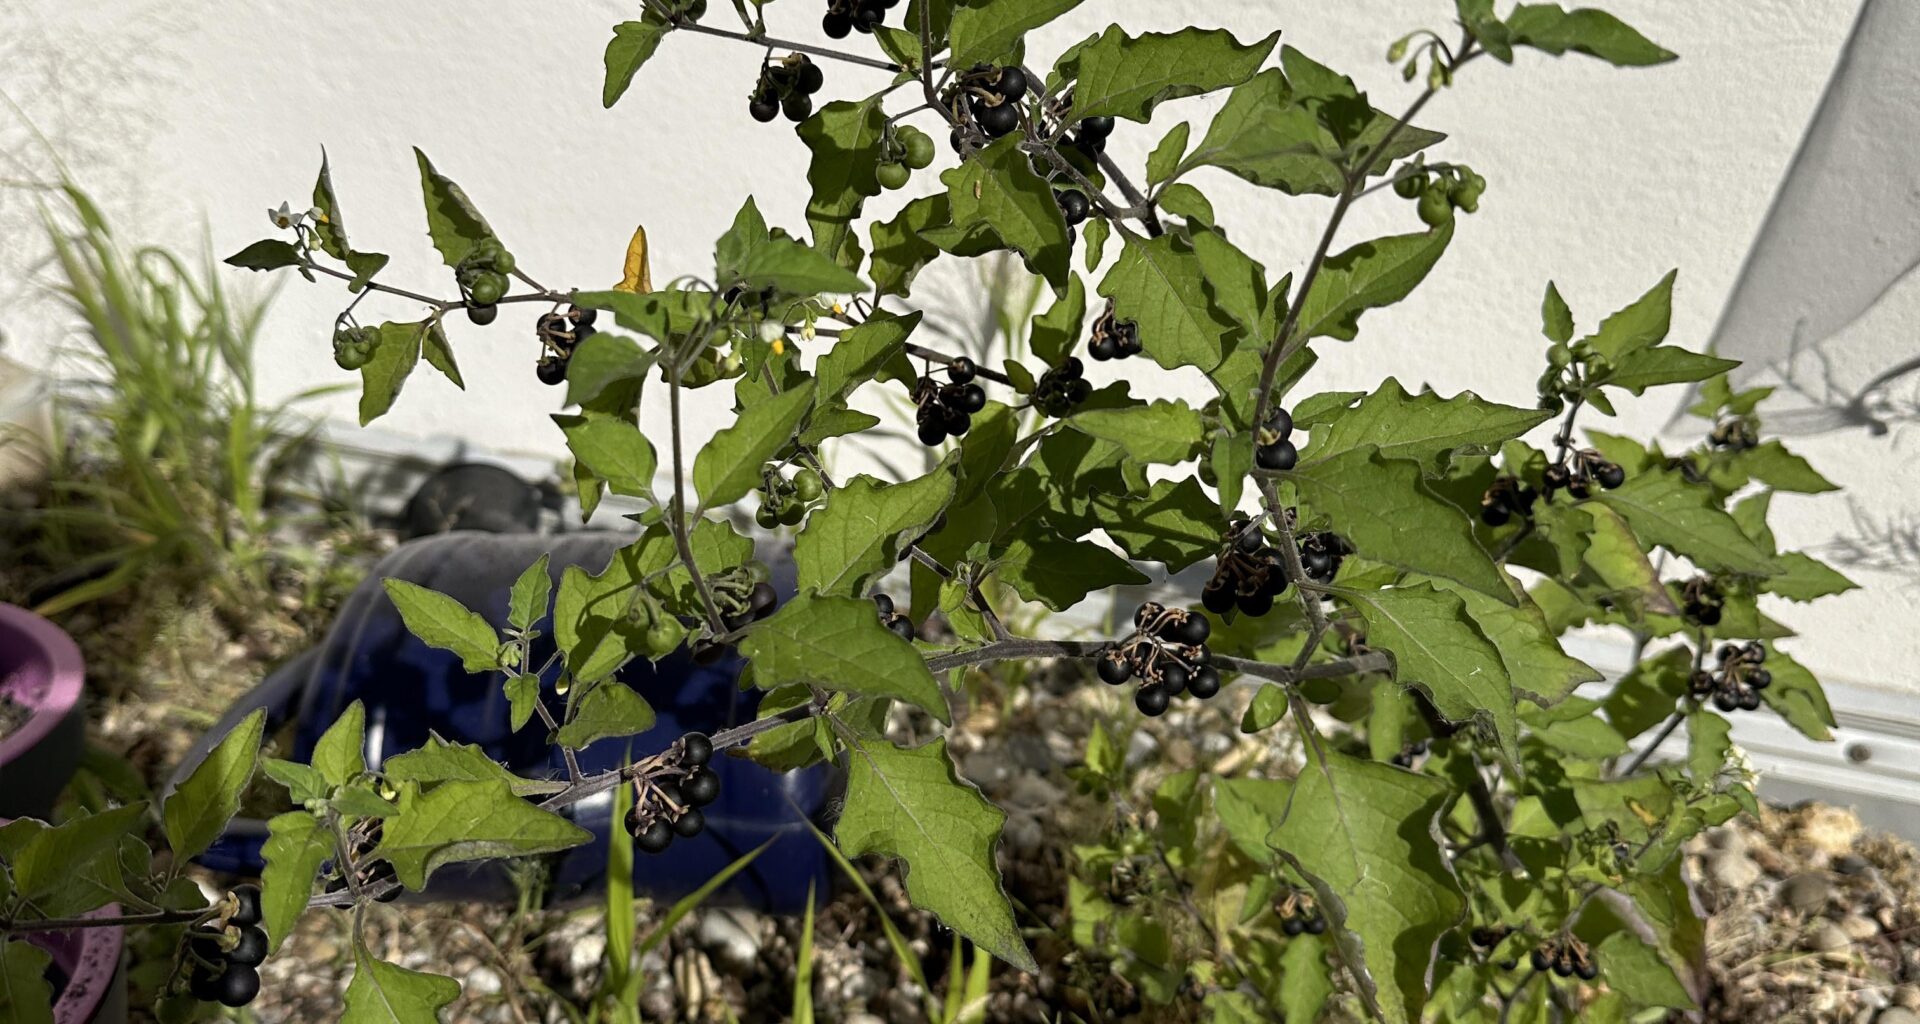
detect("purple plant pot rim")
[0,602,86,766]
[0,819,122,1024]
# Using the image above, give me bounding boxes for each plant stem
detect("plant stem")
[903,342,1015,385]
[1620,708,1686,776]
[532,698,582,782]
[665,323,728,635]
[679,21,904,72]
[2,907,209,934]
[1095,150,1163,239]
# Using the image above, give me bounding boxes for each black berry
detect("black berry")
[872,592,895,615]
[636,818,674,853]
[1135,683,1170,717]
[947,357,976,383]
[537,355,568,386]
[227,926,268,967]
[681,767,721,807]
[1097,651,1133,685]
[1187,667,1221,700]
[672,808,706,837]
[681,732,713,768]
[466,302,498,326]
[230,885,262,928]
[1256,441,1298,472]
[213,963,260,1008]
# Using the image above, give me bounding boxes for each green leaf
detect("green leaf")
[382,738,554,797]
[564,332,655,407]
[1146,121,1190,185]
[311,150,353,259]
[1760,648,1835,742]
[0,939,54,1024]
[419,320,463,389]
[164,708,265,861]
[718,198,867,295]
[1602,646,1688,741]
[795,469,956,598]
[505,673,541,731]
[344,250,391,293]
[382,579,501,673]
[1303,378,1552,474]
[836,736,1036,972]
[1595,932,1694,1008]
[224,239,302,271]
[342,942,463,1024]
[941,135,1071,291]
[949,0,1083,67]
[1068,400,1204,465]
[508,554,554,633]
[1352,584,1518,759]
[1290,447,1509,599]
[1096,478,1222,571]
[1579,269,1676,362]
[1763,551,1858,602]
[815,311,918,400]
[375,779,591,891]
[1296,223,1453,342]
[1727,441,1838,495]
[868,196,948,298]
[692,380,817,509]
[1065,26,1279,124]
[554,412,656,498]
[1212,777,1290,865]
[1599,345,1738,395]
[1595,468,1779,576]
[1541,281,1574,342]
[1506,4,1677,67]
[555,683,657,748]
[1268,751,1462,1024]
[8,803,147,901]
[413,148,503,268]
[603,17,671,108]
[312,700,367,788]
[262,759,329,804]
[799,98,886,264]
[1422,575,1600,704]
[1280,935,1336,1023]
[1099,232,1239,371]
[1688,709,1734,785]
[260,811,332,954]
[1029,273,1087,367]
[358,320,429,426]
[991,533,1150,611]
[1241,684,1290,734]
[740,595,948,721]
[1210,427,1251,522]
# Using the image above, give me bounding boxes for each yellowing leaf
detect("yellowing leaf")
[616,224,653,293]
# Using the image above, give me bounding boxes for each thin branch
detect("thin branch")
[904,341,1015,385]
[677,21,904,72]
[666,319,729,635]
[531,698,582,782]
[1620,708,1686,776]
[1095,150,1163,239]
[3,907,209,934]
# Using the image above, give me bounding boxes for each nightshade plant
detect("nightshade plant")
[0,1,1864,1021]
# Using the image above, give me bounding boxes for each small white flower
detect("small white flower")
[801,323,816,341]
[268,202,298,229]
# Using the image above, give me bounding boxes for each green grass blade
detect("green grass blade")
[634,840,773,958]
[792,879,817,1024]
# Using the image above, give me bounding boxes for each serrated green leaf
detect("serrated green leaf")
[836,736,1036,972]
[418,320,462,389]
[564,332,655,407]
[553,412,655,498]
[1269,751,1462,1024]
[1353,584,1518,759]
[261,811,332,954]
[795,469,956,598]
[556,683,656,748]
[1094,478,1221,571]
[1189,226,1268,340]
[1579,269,1675,362]
[224,239,302,271]
[868,196,948,298]
[9,803,147,901]
[1290,447,1509,599]
[164,708,265,861]
[1760,648,1835,741]
[413,148,503,268]
[692,380,816,509]
[383,579,501,673]
[1099,232,1239,371]
[1688,710,1733,785]
[603,17,671,108]
[262,759,329,804]
[1595,932,1694,1008]
[1599,344,1738,395]
[0,938,54,1024]
[1580,502,1681,616]
[948,0,1083,67]
[1280,934,1336,1022]
[799,98,886,264]
[358,320,429,426]
[1066,26,1279,124]
[1295,223,1453,342]
[1763,551,1858,602]
[1145,121,1191,186]
[1029,273,1086,367]
[342,942,463,1024]
[1596,468,1778,576]
[312,699,367,788]
[382,738,553,797]
[1304,378,1552,474]
[375,780,591,891]
[816,311,918,400]
[508,554,553,633]
[1212,777,1290,865]
[1423,575,1600,704]
[1068,400,1204,464]
[1602,646,1688,741]
[941,135,1070,291]
[718,198,867,294]
[1506,4,1677,67]
[741,595,947,721]
[1725,441,1838,495]
[991,533,1149,611]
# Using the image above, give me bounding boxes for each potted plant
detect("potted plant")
[0,602,87,820]
[4,902,128,1024]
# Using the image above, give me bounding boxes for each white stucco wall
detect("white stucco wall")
[5,1,1913,696]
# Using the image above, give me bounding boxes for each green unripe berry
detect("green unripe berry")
[1448,176,1481,213]
[793,468,825,502]
[778,500,807,526]
[756,503,779,529]
[1547,343,1573,369]
[492,247,516,275]
[1394,172,1425,199]
[645,617,685,656]
[876,161,911,190]
[901,128,936,170]
[1416,187,1452,228]
[468,271,508,305]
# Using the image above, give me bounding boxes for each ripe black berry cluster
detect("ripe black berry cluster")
[1679,575,1724,627]
[1202,515,1288,617]
[1067,115,1116,161]
[332,322,379,370]
[1297,531,1352,585]
[876,124,936,190]
[750,54,824,124]
[714,566,779,631]
[913,359,988,445]
[1390,738,1430,768]
[1541,449,1626,500]
[756,465,826,529]
[872,593,917,641]
[1709,415,1758,451]
[535,305,597,386]
[626,732,720,853]
[1530,936,1599,980]
[1469,926,1520,970]
[1273,889,1328,936]
[822,0,896,38]
[455,238,515,323]
[1478,475,1540,527]
[1255,405,1298,471]
[1393,160,1486,227]
[1031,357,1092,418]
[184,885,266,1008]
[1086,300,1141,362]
[947,64,1027,150]
[1096,602,1221,717]
[1692,641,1770,712]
